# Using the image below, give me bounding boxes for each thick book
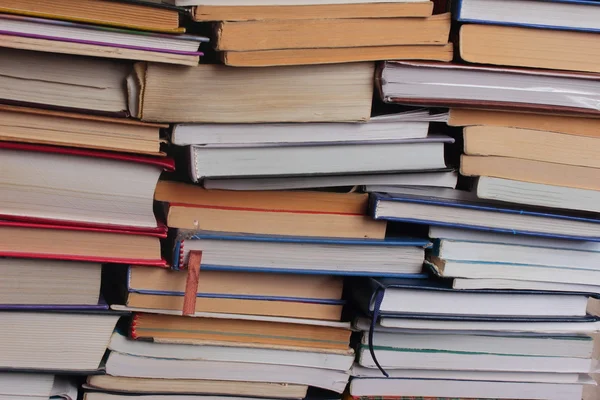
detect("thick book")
[130,312,352,351]
[461,155,600,192]
[172,110,439,146]
[459,24,600,74]
[456,0,600,33]
[186,137,451,180]
[221,43,453,67]
[0,142,173,230]
[117,265,346,318]
[349,377,588,399]
[126,265,344,303]
[128,62,375,123]
[155,181,387,239]
[357,331,596,373]
[378,61,600,115]
[214,13,450,51]
[350,277,599,319]
[191,1,434,21]
[447,108,600,138]
[0,258,101,306]
[370,188,600,241]
[121,290,344,321]
[0,14,207,65]
[474,176,600,213]
[0,220,165,266]
[1,374,77,400]
[86,375,308,398]
[171,231,428,276]
[0,309,120,371]
[0,33,202,66]
[105,351,350,393]
[453,278,600,295]
[0,0,183,33]
[430,236,600,272]
[463,125,600,169]
[0,104,166,155]
[0,48,130,115]
[204,170,458,191]
[110,331,354,371]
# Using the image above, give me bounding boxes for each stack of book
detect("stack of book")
[0,0,207,65]
[349,1,600,398]
[3,0,600,399]
[182,0,452,66]
[0,2,192,399]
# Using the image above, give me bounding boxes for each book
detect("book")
[378,317,600,334]
[126,266,344,302]
[0,142,173,229]
[128,62,375,123]
[0,220,164,266]
[117,267,346,319]
[378,61,600,114]
[156,182,386,238]
[428,226,600,251]
[453,278,600,295]
[123,294,343,320]
[364,331,594,358]
[0,14,207,55]
[187,138,450,180]
[474,176,600,213]
[348,377,587,399]
[430,237,600,271]
[353,278,595,318]
[191,1,434,21]
[83,393,289,400]
[204,170,458,191]
[172,232,427,276]
[1,374,77,400]
[456,0,600,33]
[464,126,600,169]
[357,348,595,373]
[214,13,450,51]
[0,373,54,398]
[431,258,600,287]
[0,310,119,371]
[370,188,600,240]
[351,365,594,384]
[447,108,600,138]
[110,331,354,370]
[86,375,308,398]
[171,111,437,146]
[459,24,600,73]
[221,43,453,67]
[130,312,352,351]
[0,0,182,33]
[0,258,101,305]
[461,156,600,192]
[0,34,202,66]
[105,351,350,393]
[0,48,130,115]
[0,105,165,155]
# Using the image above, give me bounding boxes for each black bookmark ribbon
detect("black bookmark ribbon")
[368,287,389,378]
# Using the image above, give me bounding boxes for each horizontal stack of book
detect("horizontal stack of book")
[352,0,600,398]
[184,0,451,66]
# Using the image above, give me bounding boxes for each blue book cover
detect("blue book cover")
[349,277,600,321]
[455,0,600,33]
[171,230,430,277]
[370,191,600,242]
